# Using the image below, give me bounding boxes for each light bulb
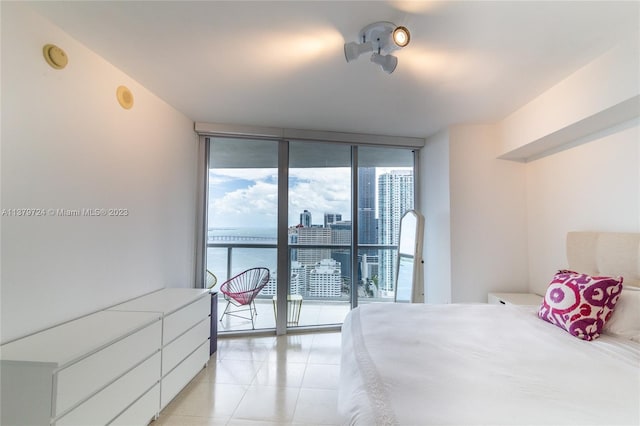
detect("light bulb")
[393,26,410,47]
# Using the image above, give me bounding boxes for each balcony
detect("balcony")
[208,240,398,333]
[216,297,351,332]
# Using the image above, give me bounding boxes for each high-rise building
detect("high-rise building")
[291,261,308,295]
[324,212,342,227]
[378,170,414,296]
[296,226,332,266]
[289,225,300,262]
[309,259,342,298]
[300,209,312,227]
[358,167,376,249]
[330,220,352,287]
[263,270,300,296]
[330,220,351,245]
[263,273,276,296]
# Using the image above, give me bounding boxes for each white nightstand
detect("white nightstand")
[488,292,542,305]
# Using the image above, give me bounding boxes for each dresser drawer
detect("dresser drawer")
[109,383,160,426]
[55,352,160,426]
[163,297,209,344]
[162,319,209,375]
[55,320,162,416]
[160,341,209,409]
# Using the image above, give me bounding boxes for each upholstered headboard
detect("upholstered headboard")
[567,232,640,288]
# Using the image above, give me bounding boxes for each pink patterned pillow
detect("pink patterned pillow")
[538,270,623,341]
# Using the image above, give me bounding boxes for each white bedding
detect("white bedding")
[339,303,640,426]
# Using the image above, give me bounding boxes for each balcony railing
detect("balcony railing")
[207,241,399,331]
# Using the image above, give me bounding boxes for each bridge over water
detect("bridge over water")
[208,235,276,242]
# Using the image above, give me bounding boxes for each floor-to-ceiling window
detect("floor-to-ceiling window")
[205,134,416,333]
[287,141,352,327]
[207,137,278,332]
[356,146,414,306]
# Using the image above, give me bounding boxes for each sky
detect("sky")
[208,167,411,230]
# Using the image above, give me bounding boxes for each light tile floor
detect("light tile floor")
[153,332,344,425]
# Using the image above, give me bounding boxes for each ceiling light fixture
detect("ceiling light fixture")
[344,22,410,74]
[393,26,410,47]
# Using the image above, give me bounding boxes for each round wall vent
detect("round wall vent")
[116,85,134,110]
[43,44,68,70]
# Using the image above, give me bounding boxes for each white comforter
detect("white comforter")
[339,303,640,426]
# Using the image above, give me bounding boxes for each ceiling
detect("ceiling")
[31,1,639,139]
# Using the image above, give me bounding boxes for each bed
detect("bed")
[339,232,640,425]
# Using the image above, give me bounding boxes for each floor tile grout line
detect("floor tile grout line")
[226,385,303,425]
[224,354,275,422]
[158,332,342,425]
[289,383,304,425]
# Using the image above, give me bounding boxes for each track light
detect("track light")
[344,41,374,62]
[370,52,398,74]
[343,21,410,74]
[393,26,410,47]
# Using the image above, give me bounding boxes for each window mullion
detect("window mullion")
[276,139,289,335]
[351,146,359,309]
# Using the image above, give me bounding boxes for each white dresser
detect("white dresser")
[109,288,211,410]
[0,288,211,426]
[0,311,163,426]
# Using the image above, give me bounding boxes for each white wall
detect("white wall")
[417,35,639,305]
[419,125,529,304]
[449,125,529,302]
[420,129,452,303]
[1,3,198,343]
[525,121,640,295]
[495,36,640,296]
[420,117,636,303]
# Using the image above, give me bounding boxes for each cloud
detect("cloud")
[209,180,278,228]
[208,166,411,228]
[289,167,351,225]
[208,175,231,186]
[209,167,352,228]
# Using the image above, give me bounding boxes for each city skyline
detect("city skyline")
[208,166,411,229]
[207,168,413,299]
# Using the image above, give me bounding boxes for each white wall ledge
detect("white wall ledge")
[498,39,639,162]
[499,95,640,162]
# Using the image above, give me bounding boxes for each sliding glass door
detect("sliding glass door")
[205,136,415,333]
[287,141,352,327]
[207,137,278,332]
[356,147,414,305]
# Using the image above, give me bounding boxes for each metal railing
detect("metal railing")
[206,242,398,303]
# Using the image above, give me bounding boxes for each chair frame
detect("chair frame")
[219,267,270,329]
[206,269,217,289]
